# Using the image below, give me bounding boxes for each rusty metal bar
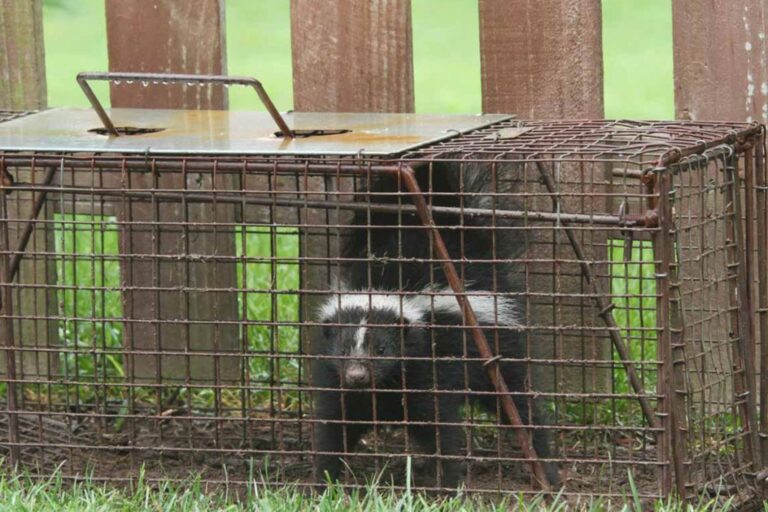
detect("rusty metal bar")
[534,161,660,430]
[724,157,760,471]
[4,182,652,229]
[742,145,761,470]
[655,126,763,166]
[612,169,645,179]
[0,158,19,465]
[756,132,768,464]
[398,164,554,492]
[731,154,761,471]
[6,166,57,283]
[76,72,293,138]
[653,169,689,498]
[654,168,671,496]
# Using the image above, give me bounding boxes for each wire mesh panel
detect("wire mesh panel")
[671,146,761,497]
[0,115,764,506]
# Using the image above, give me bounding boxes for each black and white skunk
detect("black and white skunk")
[311,161,559,489]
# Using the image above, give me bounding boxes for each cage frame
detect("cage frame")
[0,110,765,504]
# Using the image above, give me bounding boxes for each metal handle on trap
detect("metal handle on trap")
[76,71,294,138]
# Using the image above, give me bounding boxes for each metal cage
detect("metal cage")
[0,89,764,506]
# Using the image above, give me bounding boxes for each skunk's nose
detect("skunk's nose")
[344,364,371,387]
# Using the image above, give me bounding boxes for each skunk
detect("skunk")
[311,160,559,489]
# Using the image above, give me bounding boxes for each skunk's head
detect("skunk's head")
[316,292,424,389]
[315,287,521,389]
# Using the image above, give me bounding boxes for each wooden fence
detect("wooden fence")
[4,0,766,121]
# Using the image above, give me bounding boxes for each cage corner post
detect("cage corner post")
[742,140,762,472]
[0,0,58,381]
[0,158,19,466]
[723,154,761,473]
[755,131,768,465]
[652,166,690,500]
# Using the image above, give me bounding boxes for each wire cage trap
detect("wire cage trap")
[0,73,766,506]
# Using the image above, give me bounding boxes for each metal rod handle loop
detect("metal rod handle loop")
[76,71,294,138]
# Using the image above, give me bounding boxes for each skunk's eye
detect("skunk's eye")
[322,324,332,339]
[376,345,385,355]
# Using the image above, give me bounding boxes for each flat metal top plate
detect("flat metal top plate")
[0,108,511,156]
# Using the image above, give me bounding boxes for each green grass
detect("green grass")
[0,466,741,512]
[225,1,293,112]
[42,0,109,109]
[412,0,482,113]
[55,214,123,393]
[607,239,658,424]
[560,239,659,429]
[0,469,514,512]
[236,226,300,409]
[602,0,674,119]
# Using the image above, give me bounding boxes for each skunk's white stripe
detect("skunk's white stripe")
[318,293,423,324]
[411,290,520,327]
[354,317,368,353]
[318,287,520,327]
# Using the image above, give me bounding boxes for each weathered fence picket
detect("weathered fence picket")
[105,0,239,382]
[479,0,604,118]
[0,0,57,379]
[291,0,414,113]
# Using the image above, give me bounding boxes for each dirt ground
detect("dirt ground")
[1,410,677,504]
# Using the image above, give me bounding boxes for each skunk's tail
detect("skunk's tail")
[342,158,526,292]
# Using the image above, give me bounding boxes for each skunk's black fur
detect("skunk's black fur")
[312,161,559,489]
[341,161,525,292]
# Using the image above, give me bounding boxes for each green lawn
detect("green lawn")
[12,1,687,510]
[602,0,674,118]
[0,469,740,512]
